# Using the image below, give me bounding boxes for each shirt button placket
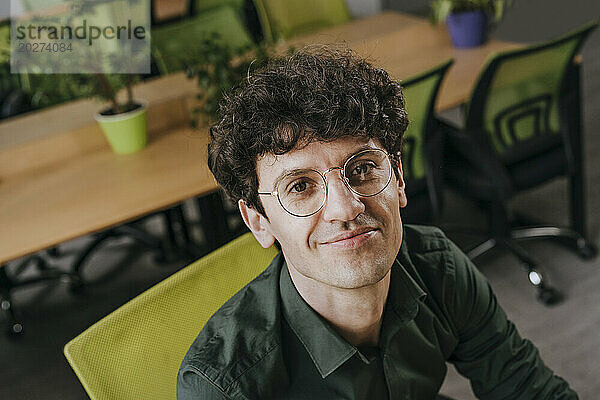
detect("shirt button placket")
[383,353,407,399]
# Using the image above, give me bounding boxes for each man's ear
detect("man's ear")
[395,154,408,209]
[238,200,276,248]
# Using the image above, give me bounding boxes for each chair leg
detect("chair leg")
[565,62,596,259]
[511,226,596,259]
[567,172,597,258]
[71,221,173,287]
[469,203,563,305]
[467,238,498,260]
[196,192,231,251]
[169,205,203,258]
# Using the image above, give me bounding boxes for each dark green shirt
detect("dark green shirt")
[177,225,577,399]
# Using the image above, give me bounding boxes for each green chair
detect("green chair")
[252,0,351,41]
[20,0,66,12]
[400,59,453,224]
[192,0,244,14]
[443,22,598,304]
[151,5,254,74]
[64,232,278,400]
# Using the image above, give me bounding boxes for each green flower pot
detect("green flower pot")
[94,101,148,155]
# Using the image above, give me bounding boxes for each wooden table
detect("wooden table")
[284,11,522,111]
[0,122,215,264]
[0,11,521,265]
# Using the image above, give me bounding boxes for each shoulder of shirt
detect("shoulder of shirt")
[179,253,285,398]
[403,224,452,255]
[400,224,463,290]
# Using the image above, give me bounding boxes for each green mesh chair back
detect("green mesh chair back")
[252,0,350,41]
[401,60,453,181]
[465,22,597,160]
[64,232,278,400]
[151,5,253,74]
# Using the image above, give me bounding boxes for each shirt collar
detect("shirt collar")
[279,242,426,378]
[279,264,357,378]
[388,241,427,324]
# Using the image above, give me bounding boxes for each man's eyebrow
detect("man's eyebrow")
[267,143,382,191]
[271,168,314,192]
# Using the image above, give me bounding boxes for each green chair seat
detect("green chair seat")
[64,232,278,400]
[152,5,254,74]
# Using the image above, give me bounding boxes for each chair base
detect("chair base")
[0,206,195,337]
[467,225,595,306]
[1,254,82,336]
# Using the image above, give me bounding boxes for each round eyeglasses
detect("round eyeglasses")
[257,148,394,217]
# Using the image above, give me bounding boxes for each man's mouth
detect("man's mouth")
[321,228,378,249]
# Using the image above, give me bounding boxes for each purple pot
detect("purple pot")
[446,10,487,48]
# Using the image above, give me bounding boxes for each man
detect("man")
[177,47,577,399]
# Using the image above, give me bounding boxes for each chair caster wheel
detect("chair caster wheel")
[537,286,563,306]
[7,322,24,337]
[576,242,597,260]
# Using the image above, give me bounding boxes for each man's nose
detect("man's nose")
[321,169,365,222]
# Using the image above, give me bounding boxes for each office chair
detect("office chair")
[400,60,453,224]
[442,22,598,304]
[151,4,254,74]
[252,0,350,41]
[64,232,277,400]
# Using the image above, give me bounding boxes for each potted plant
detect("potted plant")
[69,0,148,154]
[430,0,513,48]
[87,73,148,155]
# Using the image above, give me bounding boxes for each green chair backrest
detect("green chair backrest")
[21,0,66,12]
[465,22,597,156]
[151,5,254,74]
[401,60,453,181]
[194,0,244,14]
[252,0,350,41]
[0,22,9,65]
[64,232,278,400]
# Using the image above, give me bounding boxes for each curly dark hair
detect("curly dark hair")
[208,45,408,217]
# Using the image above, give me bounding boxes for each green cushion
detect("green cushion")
[253,0,350,41]
[64,232,278,400]
[152,5,253,74]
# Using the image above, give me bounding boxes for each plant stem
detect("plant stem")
[96,74,120,114]
[126,75,134,106]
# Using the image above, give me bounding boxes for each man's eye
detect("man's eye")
[351,163,374,177]
[291,181,308,193]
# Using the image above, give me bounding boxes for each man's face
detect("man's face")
[242,136,407,290]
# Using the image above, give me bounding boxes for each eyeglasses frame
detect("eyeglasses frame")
[257,148,395,217]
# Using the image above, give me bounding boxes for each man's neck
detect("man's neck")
[286,264,391,347]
